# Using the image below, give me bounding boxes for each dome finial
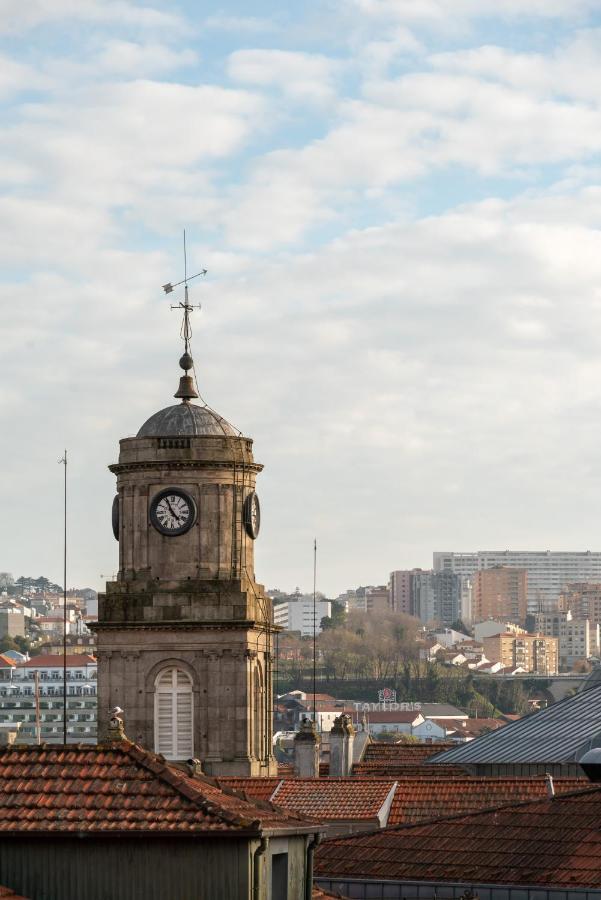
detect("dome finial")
[161,229,207,403]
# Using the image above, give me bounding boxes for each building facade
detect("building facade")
[434,551,601,613]
[483,633,558,674]
[561,582,601,629]
[472,566,527,624]
[94,311,277,776]
[412,570,461,627]
[389,570,413,615]
[273,597,332,636]
[533,610,598,671]
[0,654,97,743]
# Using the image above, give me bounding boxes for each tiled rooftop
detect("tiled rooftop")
[0,743,315,835]
[216,777,282,802]
[273,779,396,821]
[352,763,470,777]
[316,784,601,888]
[218,777,397,821]
[18,654,96,667]
[388,776,586,825]
[363,741,455,763]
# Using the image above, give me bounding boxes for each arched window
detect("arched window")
[154,667,193,760]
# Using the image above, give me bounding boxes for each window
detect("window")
[154,667,193,760]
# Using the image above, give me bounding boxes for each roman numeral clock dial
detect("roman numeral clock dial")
[150,488,197,536]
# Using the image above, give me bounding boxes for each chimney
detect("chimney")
[186,758,204,777]
[294,716,320,778]
[329,714,355,777]
[545,773,555,798]
[107,707,126,742]
[0,725,20,747]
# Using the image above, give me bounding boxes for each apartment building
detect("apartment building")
[0,654,97,743]
[412,570,461,627]
[365,585,390,614]
[434,551,601,613]
[273,597,332,636]
[483,633,558,674]
[389,571,414,615]
[561,583,601,629]
[472,566,527,624]
[534,610,599,670]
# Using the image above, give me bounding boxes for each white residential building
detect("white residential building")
[273,598,332,636]
[434,551,601,613]
[0,654,97,744]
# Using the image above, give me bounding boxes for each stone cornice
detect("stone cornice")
[109,460,263,475]
[91,621,280,633]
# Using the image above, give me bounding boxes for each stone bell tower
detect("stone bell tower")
[94,281,277,776]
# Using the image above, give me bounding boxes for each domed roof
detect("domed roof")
[137,402,239,438]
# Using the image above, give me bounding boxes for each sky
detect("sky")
[3,1,601,597]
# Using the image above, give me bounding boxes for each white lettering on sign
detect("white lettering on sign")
[353,701,423,712]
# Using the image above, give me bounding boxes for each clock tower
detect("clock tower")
[95,288,277,776]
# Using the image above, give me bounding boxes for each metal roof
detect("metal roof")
[431,683,601,764]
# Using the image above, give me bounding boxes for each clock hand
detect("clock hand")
[166,499,180,519]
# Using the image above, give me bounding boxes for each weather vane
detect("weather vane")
[162,230,207,402]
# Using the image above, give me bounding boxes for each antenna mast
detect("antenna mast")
[162,229,207,402]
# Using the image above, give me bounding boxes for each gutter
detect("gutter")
[253,836,268,900]
[305,832,322,900]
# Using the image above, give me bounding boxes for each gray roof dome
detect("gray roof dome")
[137,402,239,438]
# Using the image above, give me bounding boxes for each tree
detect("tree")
[0,573,13,591]
[451,619,471,636]
[320,599,346,630]
[0,636,18,653]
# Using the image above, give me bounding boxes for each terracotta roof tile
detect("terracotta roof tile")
[316,784,601,888]
[218,777,397,822]
[0,743,316,836]
[363,741,455,763]
[272,779,396,821]
[352,763,470,777]
[214,777,282,802]
[388,776,586,825]
[19,655,96,667]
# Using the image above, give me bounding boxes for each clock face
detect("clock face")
[112,494,119,541]
[150,488,196,537]
[243,491,261,540]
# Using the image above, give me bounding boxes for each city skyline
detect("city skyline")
[3,3,601,594]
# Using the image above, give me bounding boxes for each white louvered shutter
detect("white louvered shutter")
[154,668,194,759]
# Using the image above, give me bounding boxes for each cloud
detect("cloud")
[351,0,597,27]
[0,80,267,260]
[227,49,343,105]
[0,0,182,33]
[97,41,199,76]
[204,14,278,34]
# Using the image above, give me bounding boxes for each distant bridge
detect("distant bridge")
[472,672,588,702]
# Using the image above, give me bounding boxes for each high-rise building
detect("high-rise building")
[94,303,276,776]
[411,570,461,627]
[389,571,414,615]
[434,551,601,613]
[472,566,527,624]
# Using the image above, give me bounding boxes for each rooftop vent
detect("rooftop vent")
[579,747,601,782]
